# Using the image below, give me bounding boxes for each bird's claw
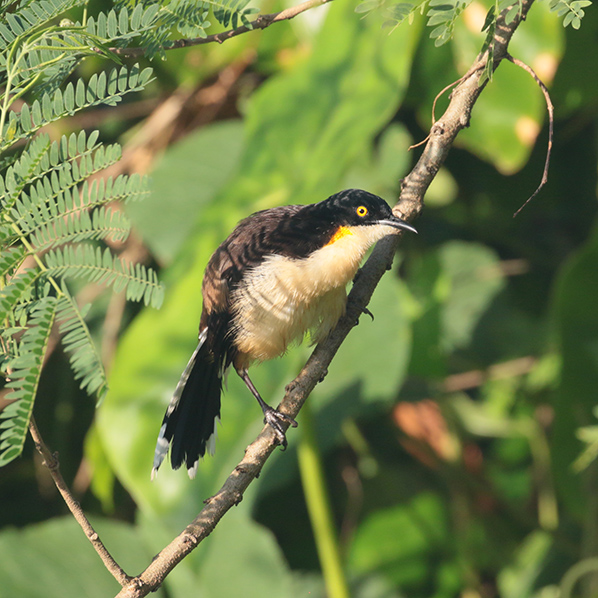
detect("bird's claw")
[263,408,297,450]
[361,306,374,321]
[354,305,375,326]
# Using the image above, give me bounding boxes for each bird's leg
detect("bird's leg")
[237,368,298,448]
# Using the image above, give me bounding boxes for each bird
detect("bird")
[152,188,417,479]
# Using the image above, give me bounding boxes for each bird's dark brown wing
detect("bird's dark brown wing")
[200,205,306,320]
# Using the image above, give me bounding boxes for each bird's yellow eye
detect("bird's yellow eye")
[356,206,368,217]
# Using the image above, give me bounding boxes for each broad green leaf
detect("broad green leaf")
[407,241,505,377]
[196,510,293,598]
[84,423,116,512]
[342,122,413,196]
[0,517,162,598]
[551,223,598,516]
[237,0,422,205]
[497,531,553,598]
[310,272,412,416]
[135,505,295,598]
[438,241,505,351]
[348,492,454,590]
[126,120,245,265]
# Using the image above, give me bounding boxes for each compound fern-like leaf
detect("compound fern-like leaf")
[0,296,57,466]
[55,293,108,400]
[44,245,165,308]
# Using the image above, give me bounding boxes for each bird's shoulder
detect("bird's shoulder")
[217,203,329,265]
[201,205,307,314]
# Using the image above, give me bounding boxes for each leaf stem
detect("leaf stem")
[7,218,63,297]
[297,402,350,598]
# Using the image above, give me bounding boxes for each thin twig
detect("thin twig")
[28,416,131,587]
[408,67,484,151]
[114,1,536,596]
[443,356,537,393]
[507,53,555,217]
[111,0,333,58]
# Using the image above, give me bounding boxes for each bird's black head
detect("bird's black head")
[318,189,417,233]
[258,189,416,260]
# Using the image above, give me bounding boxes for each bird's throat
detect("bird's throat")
[326,225,354,246]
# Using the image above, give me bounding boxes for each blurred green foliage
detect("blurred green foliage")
[2,0,598,597]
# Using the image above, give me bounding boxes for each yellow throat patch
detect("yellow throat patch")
[326,225,354,246]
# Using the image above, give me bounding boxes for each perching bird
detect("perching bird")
[152,189,416,478]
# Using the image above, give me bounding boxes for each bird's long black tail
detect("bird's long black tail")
[152,329,223,479]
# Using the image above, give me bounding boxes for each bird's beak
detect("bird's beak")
[378,215,418,234]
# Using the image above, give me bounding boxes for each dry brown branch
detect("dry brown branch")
[114,0,536,595]
[28,416,131,586]
[443,356,537,393]
[408,71,477,151]
[507,53,555,217]
[111,0,334,58]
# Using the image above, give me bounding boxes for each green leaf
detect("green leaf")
[30,207,131,251]
[212,0,255,28]
[548,0,591,27]
[349,492,450,587]
[497,531,553,598]
[75,79,85,108]
[438,241,505,351]
[505,4,521,25]
[14,141,148,241]
[45,245,163,308]
[193,510,293,597]
[384,2,417,23]
[141,4,161,27]
[355,0,383,14]
[131,3,144,29]
[118,6,129,33]
[0,269,40,324]
[310,273,411,424]
[1,65,153,152]
[405,241,506,378]
[0,247,26,277]
[0,297,56,466]
[0,517,164,598]
[127,120,245,265]
[1,134,51,212]
[552,226,598,516]
[56,293,108,401]
[241,0,421,204]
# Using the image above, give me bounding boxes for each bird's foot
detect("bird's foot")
[263,407,298,449]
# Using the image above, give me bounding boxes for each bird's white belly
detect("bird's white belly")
[230,231,374,362]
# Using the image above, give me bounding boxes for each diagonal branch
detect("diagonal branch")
[114,0,536,596]
[111,0,334,58]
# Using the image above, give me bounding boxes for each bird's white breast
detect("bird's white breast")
[230,224,396,363]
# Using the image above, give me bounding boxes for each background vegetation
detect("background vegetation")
[1,0,598,596]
